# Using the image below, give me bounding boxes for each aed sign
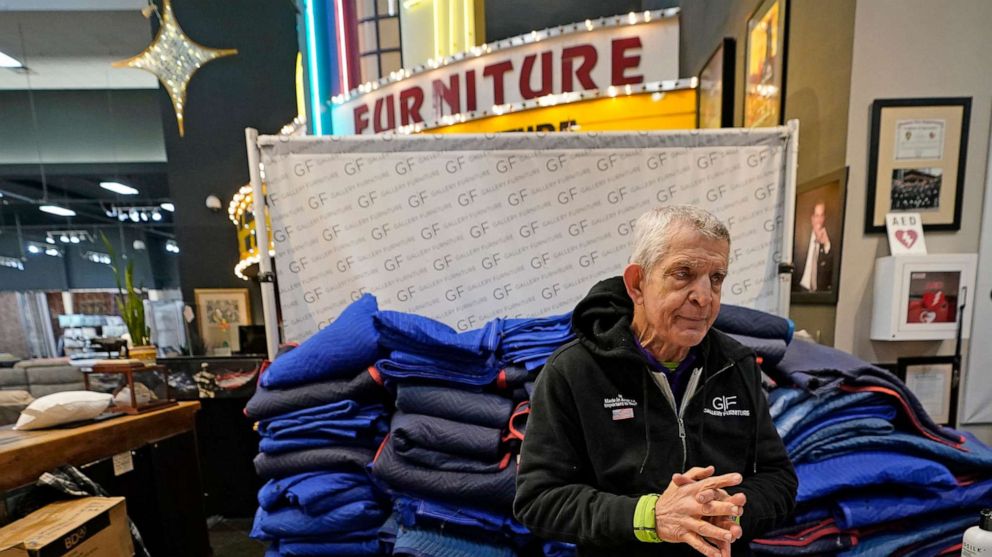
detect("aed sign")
[331,11,679,135]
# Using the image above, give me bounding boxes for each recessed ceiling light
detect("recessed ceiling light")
[40,205,76,217]
[0,51,23,69]
[160,202,175,212]
[100,182,139,195]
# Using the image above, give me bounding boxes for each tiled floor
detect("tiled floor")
[208,517,266,557]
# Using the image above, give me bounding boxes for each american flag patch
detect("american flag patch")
[612,408,634,421]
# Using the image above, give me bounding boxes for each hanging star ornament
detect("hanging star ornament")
[113,0,237,136]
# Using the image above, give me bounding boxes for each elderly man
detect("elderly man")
[514,206,796,557]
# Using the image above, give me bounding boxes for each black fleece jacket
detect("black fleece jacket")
[514,277,797,556]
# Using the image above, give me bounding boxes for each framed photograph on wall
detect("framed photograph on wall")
[792,167,848,304]
[743,0,788,127]
[194,288,251,356]
[865,97,971,233]
[896,355,958,427]
[697,38,736,129]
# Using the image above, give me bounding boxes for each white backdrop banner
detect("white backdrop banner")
[259,131,792,343]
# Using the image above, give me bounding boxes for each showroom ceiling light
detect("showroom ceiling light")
[39,205,76,217]
[100,181,139,195]
[160,202,175,212]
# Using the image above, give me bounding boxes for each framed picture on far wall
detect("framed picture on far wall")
[792,167,848,304]
[865,97,971,233]
[743,0,788,127]
[697,38,736,128]
[896,355,958,427]
[194,288,251,356]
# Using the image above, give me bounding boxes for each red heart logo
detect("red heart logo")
[895,229,918,249]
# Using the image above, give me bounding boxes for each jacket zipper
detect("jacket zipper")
[648,360,735,471]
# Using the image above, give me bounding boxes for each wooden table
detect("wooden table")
[0,401,200,491]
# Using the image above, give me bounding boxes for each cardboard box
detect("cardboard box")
[0,497,133,557]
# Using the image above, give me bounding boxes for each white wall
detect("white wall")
[838,0,992,439]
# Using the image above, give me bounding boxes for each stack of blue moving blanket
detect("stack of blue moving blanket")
[248,295,391,556]
[752,339,992,556]
[370,311,547,556]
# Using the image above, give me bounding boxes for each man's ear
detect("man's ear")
[623,264,646,305]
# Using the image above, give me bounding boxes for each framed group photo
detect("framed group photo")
[194,288,251,356]
[697,38,735,129]
[743,0,788,128]
[864,97,971,233]
[792,167,848,304]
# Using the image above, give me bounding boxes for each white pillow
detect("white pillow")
[14,391,113,430]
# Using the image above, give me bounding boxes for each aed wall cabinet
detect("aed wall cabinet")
[871,254,977,341]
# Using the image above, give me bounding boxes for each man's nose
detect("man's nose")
[688,276,713,306]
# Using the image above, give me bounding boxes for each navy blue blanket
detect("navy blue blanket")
[392,412,502,461]
[392,525,516,557]
[254,446,374,480]
[261,294,381,388]
[715,304,794,342]
[372,435,517,511]
[395,384,512,429]
[246,369,386,420]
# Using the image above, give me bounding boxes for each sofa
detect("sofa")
[0,358,86,425]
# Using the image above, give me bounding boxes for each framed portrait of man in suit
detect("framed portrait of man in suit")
[792,168,848,304]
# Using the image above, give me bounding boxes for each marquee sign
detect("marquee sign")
[330,10,680,135]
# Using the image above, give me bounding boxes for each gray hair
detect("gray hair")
[629,206,731,273]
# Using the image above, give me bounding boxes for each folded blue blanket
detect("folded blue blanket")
[273,537,381,556]
[372,435,517,511]
[835,477,992,529]
[776,391,885,440]
[395,384,513,429]
[375,311,501,361]
[768,387,810,420]
[788,417,895,463]
[258,401,388,454]
[771,340,960,446]
[392,525,516,557]
[254,446,374,480]
[715,304,794,342]
[392,412,502,461]
[252,500,385,539]
[394,496,530,541]
[247,369,386,420]
[795,451,958,502]
[799,430,992,471]
[837,512,978,557]
[376,351,499,386]
[258,471,374,515]
[785,402,896,446]
[727,333,789,367]
[261,294,381,388]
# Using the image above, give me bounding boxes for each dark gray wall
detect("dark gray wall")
[486,0,677,42]
[156,0,298,326]
[678,0,857,345]
[0,89,166,165]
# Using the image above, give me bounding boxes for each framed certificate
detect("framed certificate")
[865,97,971,233]
[896,355,958,427]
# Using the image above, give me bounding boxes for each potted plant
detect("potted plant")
[101,234,155,362]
